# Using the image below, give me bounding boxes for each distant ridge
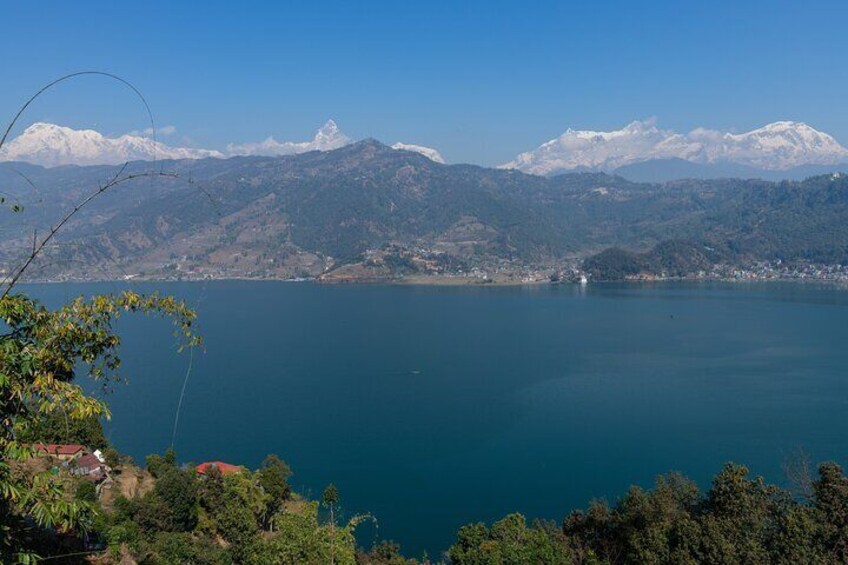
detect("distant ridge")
[2,141,848,283]
[612,158,848,183]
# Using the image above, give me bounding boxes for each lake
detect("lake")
[26,280,848,557]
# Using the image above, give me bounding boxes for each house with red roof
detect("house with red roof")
[34,443,85,461]
[71,453,109,481]
[196,461,242,476]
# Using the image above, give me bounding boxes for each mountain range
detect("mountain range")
[0,120,445,167]
[500,119,848,179]
[0,122,224,167]
[2,119,848,182]
[1,140,847,283]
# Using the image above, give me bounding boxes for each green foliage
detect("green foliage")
[15,411,107,448]
[146,451,177,479]
[256,501,357,565]
[583,240,720,281]
[257,454,292,528]
[323,483,340,507]
[813,462,848,562]
[74,480,98,503]
[257,455,292,507]
[102,446,121,469]
[153,467,199,532]
[323,482,340,528]
[101,453,370,565]
[445,462,848,564]
[212,474,264,562]
[0,290,197,563]
[583,247,650,281]
[358,540,412,564]
[448,513,572,565]
[143,531,231,565]
[258,454,292,502]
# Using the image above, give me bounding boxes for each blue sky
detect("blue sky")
[1,0,847,165]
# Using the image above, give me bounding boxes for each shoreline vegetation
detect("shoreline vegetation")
[11,430,848,564]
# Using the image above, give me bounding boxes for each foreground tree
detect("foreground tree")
[0,72,200,563]
[258,454,292,529]
[448,513,571,565]
[15,411,107,448]
[323,483,340,525]
[0,291,198,562]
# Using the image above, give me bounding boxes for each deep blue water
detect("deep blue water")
[25,281,848,558]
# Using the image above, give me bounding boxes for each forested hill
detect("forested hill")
[0,141,847,282]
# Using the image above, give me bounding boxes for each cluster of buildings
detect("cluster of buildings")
[34,443,111,483]
[35,442,244,485]
[695,261,848,283]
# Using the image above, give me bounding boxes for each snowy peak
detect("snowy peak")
[0,122,222,167]
[316,119,340,139]
[226,120,352,157]
[503,120,848,175]
[712,121,848,169]
[391,142,446,164]
[503,119,670,173]
[0,120,355,167]
[312,119,350,150]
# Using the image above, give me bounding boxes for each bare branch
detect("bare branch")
[0,71,223,293]
[1,170,179,298]
[0,71,156,159]
[782,447,814,501]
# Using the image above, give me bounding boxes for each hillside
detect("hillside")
[1,141,847,282]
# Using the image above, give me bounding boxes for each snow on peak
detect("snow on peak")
[391,142,446,164]
[317,119,340,137]
[227,120,351,157]
[502,120,848,175]
[501,119,671,173]
[0,122,222,167]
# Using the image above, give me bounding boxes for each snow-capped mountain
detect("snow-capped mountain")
[0,122,223,167]
[502,119,848,175]
[0,120,354,167]
[665,121,848,169]
[391,142,446,164]
[226,120,351,157]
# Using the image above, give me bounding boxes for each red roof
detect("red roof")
[35,443,85,456]
[196,461,242,476]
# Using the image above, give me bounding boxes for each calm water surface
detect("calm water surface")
[27,281,848,557]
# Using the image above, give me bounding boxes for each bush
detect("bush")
[154,467,199,532]
[74,480,97,503]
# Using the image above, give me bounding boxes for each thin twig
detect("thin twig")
[1,169,178,298]
[0,71,156,159]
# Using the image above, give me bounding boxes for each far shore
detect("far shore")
[12,273,848,288]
